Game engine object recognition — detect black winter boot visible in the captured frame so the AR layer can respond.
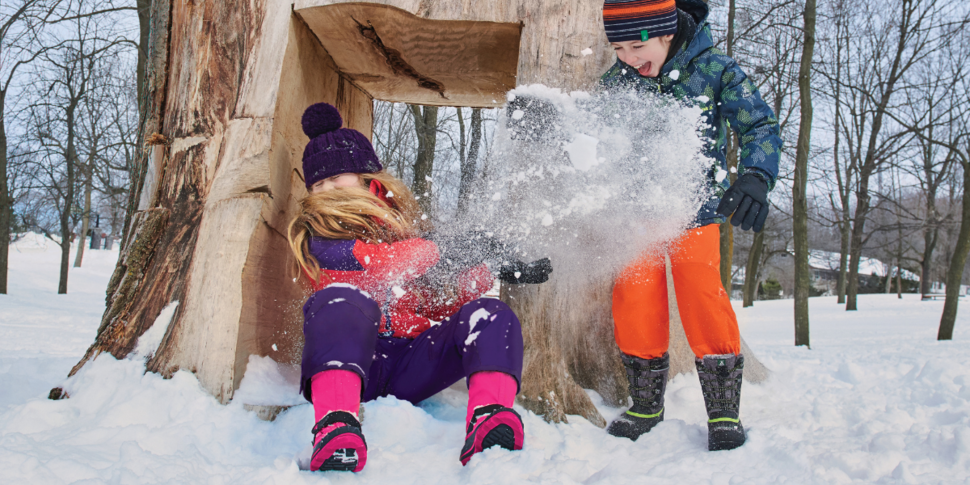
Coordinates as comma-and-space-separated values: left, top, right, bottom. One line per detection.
696, 354, 746, 451
607, 353, 669, 441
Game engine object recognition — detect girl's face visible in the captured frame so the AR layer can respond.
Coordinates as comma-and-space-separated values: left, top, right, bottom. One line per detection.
610, 35, 674, 78
311, 173, 362, 194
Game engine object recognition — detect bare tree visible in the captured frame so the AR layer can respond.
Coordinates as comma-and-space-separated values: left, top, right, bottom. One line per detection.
72, 58, 134, 265
409, 105, 438, 217
456, 107, 483, 216
792, 0, 817, 347
886, 23, 970, 339
0, 0, 61, 293
830, 0, 965, 311
896, 51, 958, 297
25, 0, 132, 292
825, 0, 853, 305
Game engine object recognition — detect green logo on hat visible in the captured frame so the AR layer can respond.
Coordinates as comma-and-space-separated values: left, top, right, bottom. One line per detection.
641, 30, 650, 42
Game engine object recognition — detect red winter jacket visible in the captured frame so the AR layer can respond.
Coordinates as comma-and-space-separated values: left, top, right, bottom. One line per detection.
306, 236, 494, 338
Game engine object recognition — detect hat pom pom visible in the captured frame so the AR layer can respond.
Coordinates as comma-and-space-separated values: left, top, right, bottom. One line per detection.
302, 103, 343, 138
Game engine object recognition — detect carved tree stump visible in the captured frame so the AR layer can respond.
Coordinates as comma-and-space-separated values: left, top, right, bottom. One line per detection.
61, 0, 767, 423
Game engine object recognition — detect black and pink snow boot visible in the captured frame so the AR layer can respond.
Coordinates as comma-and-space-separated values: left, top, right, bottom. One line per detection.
310, 411, 367, 472
697, 354, 746, 451
607, 352, 669, 441
459, 404, 524, 465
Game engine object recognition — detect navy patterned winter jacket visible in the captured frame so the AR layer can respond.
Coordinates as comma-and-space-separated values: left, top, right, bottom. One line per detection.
600, 0, 782, 227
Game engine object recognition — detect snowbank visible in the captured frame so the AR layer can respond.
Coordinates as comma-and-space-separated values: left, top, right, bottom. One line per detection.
2, 234, 970, 484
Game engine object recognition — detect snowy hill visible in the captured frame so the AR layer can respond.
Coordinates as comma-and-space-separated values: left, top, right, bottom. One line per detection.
1, 234, 969, 484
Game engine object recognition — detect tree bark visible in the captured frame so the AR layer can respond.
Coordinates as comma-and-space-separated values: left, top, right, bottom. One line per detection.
939, 161, 970, 340
58, 101, 79, 294
919, 145, 942, 297
884, 259, 892, 293
718, 0, 737, 293
0, 95, 8, 294
792, 0, 816, 347
136, 0, 151, 122
831, 20, 850, 305
719, 133, 737, 293
74, 159, 94, 267
742, 226, 765, 307
836, 212, 850, 303
456, 108, 482, 216
409, 105, 438, 216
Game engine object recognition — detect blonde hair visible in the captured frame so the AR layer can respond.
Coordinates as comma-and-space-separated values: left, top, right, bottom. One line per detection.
287, 171, 428, 284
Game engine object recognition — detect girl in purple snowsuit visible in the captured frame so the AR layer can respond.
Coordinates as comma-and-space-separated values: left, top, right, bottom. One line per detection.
287, 103, 552, 473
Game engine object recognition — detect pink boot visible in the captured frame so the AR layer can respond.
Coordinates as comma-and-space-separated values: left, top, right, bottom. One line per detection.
460, 371, 524, 465
309, 370, 367, 472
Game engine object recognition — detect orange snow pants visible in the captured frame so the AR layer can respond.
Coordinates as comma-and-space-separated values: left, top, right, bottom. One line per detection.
613, 225, 741, 360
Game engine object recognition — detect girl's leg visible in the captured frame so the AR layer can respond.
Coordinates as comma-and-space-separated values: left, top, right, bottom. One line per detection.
467, 371, 517, 418
381, 298, 524, 465
302, 285, 381, 472
384, 298, 523, 404
461, 369, 523, 465
301, 286, 382, 397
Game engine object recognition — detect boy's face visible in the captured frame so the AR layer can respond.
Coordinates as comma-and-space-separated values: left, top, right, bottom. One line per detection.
311, 173, 362, 194
610, 35, 674, 78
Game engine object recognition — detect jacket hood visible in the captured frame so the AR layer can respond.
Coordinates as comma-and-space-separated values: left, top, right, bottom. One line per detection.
677, 0, 709, 25
663, 0, 713, 75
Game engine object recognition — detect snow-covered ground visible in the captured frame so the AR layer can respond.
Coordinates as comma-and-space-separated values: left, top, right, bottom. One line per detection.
1, 236, 969, 484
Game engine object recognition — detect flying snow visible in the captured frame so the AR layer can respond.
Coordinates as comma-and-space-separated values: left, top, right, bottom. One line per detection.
450, 84, 709, 283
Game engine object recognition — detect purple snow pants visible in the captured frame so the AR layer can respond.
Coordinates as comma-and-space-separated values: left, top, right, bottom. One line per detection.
300, 285, 524, 404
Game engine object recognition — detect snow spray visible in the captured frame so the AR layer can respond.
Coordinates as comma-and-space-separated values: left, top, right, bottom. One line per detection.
452, 84, 710, 283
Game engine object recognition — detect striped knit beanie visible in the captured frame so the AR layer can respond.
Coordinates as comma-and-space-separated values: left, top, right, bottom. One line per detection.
603, 0, 678, 43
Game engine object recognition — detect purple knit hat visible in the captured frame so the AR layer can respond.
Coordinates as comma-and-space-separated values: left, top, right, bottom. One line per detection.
301, 103, 382, 188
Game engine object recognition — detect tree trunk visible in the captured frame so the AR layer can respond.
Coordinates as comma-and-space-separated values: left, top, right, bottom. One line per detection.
845, 181, 869, 311
896, 263, 903, 299
58, 103, 79, 295
831, 4, 849, 306
74, 163, 94, 268
939, 161, 970, 340
409, 105, 438, 216
742, 226, 765, 307
456, 108, 482, 216
136, 0, 151, 122
836, 215, 850, 303
920, 200, 939, 297
884, 259, 893, 293
719, 133, 737, 293
792, 0, 816, 347
0, 95, 8, 294
61, 0, 769, 420
718, 0, 737, 293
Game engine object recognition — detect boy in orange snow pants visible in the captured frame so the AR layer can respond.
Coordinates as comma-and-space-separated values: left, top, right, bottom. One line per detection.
601, 0, 781, 451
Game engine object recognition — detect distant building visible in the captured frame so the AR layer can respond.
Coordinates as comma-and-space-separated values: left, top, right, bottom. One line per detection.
731, 251, 922, 299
